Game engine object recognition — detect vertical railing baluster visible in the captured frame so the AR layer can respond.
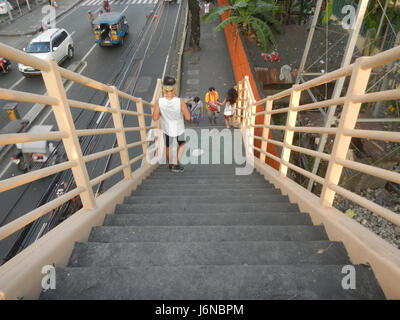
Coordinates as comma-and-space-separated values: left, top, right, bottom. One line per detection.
320, 57, 371, 207
136, 98, 149, 164
279, 86, 301, 178
41, 60, 96, 209
260, 99, 273, 164
108, 86, 132, 179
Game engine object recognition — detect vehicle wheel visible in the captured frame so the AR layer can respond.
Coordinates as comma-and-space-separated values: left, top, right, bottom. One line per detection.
22, 73, 30, 78
67, 46, 74, 59
17, 159, 28, 172
120, 36, 124, 46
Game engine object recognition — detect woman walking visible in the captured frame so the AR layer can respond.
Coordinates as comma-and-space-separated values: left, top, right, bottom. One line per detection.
218, 87, 238, 128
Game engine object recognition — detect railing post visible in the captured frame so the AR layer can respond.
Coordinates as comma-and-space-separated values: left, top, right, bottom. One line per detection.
246, 77, 257, 147
136, 98, 149, 164
41, 60, 96, 209
279, 86, 301, 178
108, 86, 132, 179
238, 80, 245, 125
320, 57, 372, 207
260, 99, 273, 164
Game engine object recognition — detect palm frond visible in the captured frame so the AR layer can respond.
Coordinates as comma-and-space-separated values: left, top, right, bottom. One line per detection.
202, 5, 230, 23
214, 16, 243, 32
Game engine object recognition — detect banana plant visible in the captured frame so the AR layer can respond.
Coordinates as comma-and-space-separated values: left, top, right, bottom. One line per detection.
202, 0, 283, 51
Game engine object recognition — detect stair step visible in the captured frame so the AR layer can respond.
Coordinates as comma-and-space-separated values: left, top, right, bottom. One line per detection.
123, 194, 289, 204
139, 180, 270, 186
104, 212, 314, 226
135, 184, 276, 192
155, 165, 252, 172
149, 172, 263, 177
130, 188, 281, 197
68, 241, 350, 267
40, 265, 385, 299
89, 225, 329, 242
116, 202, 300, 214
146, 174, 266, 180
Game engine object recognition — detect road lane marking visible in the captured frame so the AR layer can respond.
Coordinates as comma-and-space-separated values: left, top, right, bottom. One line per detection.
82, 42, 98, 61
8, 76, 24, 91
121, 4, 129, 14
0, 160, 13, 180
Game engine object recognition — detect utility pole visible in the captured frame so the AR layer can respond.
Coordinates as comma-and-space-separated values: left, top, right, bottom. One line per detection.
295, 0, 324, 85
307, 0, 369, 191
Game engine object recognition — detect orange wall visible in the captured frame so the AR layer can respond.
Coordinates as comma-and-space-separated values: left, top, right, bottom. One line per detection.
217, 0, 279, 170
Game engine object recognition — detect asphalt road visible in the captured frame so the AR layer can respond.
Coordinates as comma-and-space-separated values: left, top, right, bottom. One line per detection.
0, 0, 186, 263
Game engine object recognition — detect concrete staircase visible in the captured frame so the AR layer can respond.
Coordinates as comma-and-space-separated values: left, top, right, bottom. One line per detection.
40, 165, 385, 299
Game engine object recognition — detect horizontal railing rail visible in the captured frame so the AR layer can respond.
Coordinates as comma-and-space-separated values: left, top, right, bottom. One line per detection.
236, 45, 400, 298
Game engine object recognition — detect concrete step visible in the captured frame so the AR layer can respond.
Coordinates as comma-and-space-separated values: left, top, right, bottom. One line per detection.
123, 194, 289, 204
135, 183, 276, 191
89, 225, 329, 242
68, 241, 350, 267
155, 165, 252, 172
147, 173, 266, 179
130, 188, 281, 197
115, 202, 300, 214
40, 265, 385, 299
104, 212, 314, 226
144, 176, 268, 183
139, 180, 270, 186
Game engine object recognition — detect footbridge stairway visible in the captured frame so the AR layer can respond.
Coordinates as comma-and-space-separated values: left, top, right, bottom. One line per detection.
0, 43, 399, 299
40, 165, 384, 299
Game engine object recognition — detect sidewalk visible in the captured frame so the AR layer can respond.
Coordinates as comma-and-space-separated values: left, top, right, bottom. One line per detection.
180, 7, 236, 129
0, 0, 83, 36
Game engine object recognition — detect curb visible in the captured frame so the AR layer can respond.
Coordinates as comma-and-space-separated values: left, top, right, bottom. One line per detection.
0, 0, 84, 37
0, 60, 85, 165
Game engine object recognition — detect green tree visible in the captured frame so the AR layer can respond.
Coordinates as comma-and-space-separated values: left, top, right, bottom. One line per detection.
202, 0, 283, 51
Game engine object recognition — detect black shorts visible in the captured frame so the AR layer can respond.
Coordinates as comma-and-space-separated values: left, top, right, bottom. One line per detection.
164, 133, 186, 147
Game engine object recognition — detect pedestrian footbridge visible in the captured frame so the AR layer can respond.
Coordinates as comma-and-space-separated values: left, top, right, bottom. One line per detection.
0, 42, 399, 299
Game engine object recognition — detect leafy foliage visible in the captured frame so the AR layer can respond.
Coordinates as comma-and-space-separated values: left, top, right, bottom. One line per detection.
202, 0, 283, 51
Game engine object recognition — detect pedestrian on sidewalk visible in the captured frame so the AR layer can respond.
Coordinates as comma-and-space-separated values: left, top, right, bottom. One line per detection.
88, 10, 95, 31
205, 87, 220, 125
152, 76, 191, 173
218, 87, 238, 128
190, 97, 203, 126
203, 0, 210, 15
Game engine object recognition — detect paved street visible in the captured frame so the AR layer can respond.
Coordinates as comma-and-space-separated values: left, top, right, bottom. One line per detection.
0, 0, 187, 262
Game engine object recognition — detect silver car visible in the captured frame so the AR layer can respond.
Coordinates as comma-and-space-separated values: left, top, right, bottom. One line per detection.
18, 28, 74, 77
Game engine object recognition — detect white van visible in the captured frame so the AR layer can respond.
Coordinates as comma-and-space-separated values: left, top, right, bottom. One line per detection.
18, 28, 74, 77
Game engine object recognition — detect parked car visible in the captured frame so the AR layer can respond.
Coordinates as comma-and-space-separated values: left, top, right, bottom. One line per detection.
18, 28, 74, 77
0, 1, 13, 15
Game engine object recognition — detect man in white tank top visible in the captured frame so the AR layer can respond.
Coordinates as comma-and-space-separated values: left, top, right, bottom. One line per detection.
152, 76, 191, 172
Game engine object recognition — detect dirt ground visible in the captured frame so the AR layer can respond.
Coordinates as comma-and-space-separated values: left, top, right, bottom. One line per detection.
245, 21, 357, 83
